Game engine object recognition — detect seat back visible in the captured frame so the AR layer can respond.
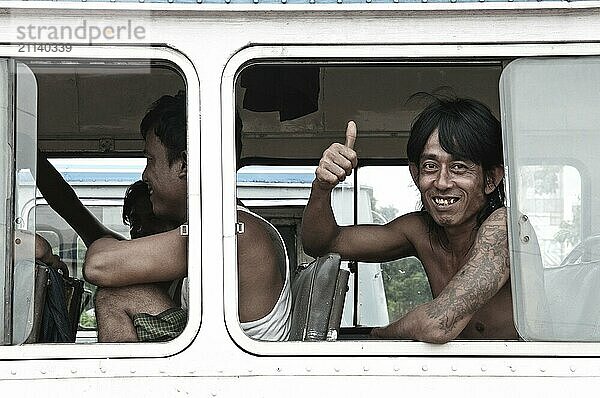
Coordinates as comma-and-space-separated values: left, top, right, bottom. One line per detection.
289, 253, 349, 341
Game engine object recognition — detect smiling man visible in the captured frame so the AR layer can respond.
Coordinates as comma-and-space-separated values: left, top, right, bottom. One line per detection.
301, 97, 517, 343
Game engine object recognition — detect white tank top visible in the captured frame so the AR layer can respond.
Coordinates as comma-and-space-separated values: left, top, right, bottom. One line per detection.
238, 206, 292, 341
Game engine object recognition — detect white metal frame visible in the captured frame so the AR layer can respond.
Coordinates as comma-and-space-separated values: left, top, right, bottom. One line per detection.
222, 43, 600, 357
0, 44, 201, 359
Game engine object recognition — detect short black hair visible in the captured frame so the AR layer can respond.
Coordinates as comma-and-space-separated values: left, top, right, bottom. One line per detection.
407, 95, 505, 223
140, 90, 186, 165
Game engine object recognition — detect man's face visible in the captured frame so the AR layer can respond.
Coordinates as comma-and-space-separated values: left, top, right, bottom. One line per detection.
142, 132, 187, 222
412, 131, 488, 231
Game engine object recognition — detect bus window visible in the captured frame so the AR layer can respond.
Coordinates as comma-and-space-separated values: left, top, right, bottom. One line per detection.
3, 59, 191, 346
356, 166, 431, 325
501, 57, 599, 341
234, 61, 507, 344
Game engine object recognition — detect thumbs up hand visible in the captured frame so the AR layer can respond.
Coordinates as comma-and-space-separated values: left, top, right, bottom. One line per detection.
314, 121, 359, 191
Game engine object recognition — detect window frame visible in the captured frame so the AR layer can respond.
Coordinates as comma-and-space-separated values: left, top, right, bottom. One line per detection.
0, 44, 200, 359
223, 43, 600, 357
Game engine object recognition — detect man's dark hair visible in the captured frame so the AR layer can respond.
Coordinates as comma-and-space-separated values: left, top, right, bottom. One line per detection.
140, 90, 186, 165
407, 96, 505, 225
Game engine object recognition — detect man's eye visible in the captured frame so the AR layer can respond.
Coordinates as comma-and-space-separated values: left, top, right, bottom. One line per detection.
451, 164, 467, 172
422, 162, 437, 171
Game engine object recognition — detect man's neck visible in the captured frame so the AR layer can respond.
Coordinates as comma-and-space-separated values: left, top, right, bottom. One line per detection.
440, 220, 479, 272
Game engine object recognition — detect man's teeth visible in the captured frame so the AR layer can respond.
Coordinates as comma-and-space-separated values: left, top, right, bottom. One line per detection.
434, 197, 458, 206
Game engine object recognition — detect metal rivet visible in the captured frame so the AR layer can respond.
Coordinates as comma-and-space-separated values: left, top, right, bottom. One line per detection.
451, 365, 457, 372
306, 367, 312, 372
393, 365, 400, 372
130, 369, 136, 374
40, 369, 46, 374
363, 366, 369, 372
481, 366, 487, 372
10, 370, 16, 375
334, 367, 340, 372
510, 366, 517, 372
521, 215, 528, 222
71, 369, 77, 374
540, 368, 546, 373
522, 235, 530, 243
100, 367, 106, 374
570, 366, 576, 373
422, 365, 428, 372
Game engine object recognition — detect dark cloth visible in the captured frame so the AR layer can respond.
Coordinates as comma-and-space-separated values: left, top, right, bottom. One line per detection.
39, 262, 74, 343
241, 65, 320, 121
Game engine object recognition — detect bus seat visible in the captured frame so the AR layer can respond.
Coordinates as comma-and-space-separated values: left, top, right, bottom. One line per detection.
24, 263, 50, 343
23, 262, 84, 343
289, 253, 349, 341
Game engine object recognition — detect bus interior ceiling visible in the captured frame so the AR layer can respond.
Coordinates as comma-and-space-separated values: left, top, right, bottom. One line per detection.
237, 63, 503, 161
27, 61, 505, 158
29, 62, 186, 155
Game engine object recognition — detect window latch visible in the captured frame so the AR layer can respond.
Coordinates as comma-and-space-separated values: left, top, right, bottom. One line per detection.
180, 224, 189, 236
236, 222, 245, 234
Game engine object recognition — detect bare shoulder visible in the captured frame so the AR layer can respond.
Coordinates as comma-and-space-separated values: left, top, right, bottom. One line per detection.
387, 211, 430, 231
482, 207, 507, 226
476, 208, 508, 249
387, 211, 435, 242
237, 210, 277, 254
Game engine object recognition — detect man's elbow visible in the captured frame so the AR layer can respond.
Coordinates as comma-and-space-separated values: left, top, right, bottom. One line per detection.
302, 242, 325, 258
419, 328, 457, 344
83, 254, 113, 287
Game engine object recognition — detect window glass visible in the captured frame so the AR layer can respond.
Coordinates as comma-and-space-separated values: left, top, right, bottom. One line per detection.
356, 166, 430, 326
0, 59, 9, 344
12, 62, 38, 345
10, 60, 188, 345
518, 165, 582, 268
501, 57, 599, 341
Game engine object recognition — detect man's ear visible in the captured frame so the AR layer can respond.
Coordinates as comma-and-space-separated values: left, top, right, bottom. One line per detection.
409, 163, 419, 186
177, 150, 188, 178
485, 165, 504, 195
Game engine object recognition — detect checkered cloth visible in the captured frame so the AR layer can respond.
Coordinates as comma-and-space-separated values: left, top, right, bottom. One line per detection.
132, 308, 187, 342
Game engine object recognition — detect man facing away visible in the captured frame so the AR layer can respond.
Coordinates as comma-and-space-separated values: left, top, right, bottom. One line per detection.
39, 92, 290, 342
301, 97, 518, 343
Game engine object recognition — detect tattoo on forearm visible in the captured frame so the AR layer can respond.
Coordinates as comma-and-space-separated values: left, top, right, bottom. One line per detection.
425, 209, 509, 335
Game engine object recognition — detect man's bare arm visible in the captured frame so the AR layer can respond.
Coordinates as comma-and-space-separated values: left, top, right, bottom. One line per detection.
372, 208, 510, 343
83, 227, 187, 287
302, 122, 417, 261
37, 151, 124, 246
302, 122, 358, 257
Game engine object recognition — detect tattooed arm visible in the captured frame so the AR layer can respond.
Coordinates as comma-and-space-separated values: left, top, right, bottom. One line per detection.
371, 208, 510, 343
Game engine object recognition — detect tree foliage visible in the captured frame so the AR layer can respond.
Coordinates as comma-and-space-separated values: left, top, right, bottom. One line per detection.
381, 257, 432, 321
